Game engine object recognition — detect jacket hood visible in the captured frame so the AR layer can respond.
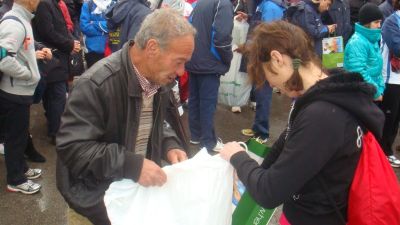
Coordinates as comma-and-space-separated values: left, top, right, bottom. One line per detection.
303, 0, 319, 12
106, 0, 149, 24
265, 0, 286, 8
291, 71, 384, 138
355, 22, 381, 43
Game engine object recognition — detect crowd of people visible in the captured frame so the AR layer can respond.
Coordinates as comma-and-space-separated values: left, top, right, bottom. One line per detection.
0, 0, 399, 223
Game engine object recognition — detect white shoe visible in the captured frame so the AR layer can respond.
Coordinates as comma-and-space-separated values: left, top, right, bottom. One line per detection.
388, 155, 400, 168
7, 180, 41, 194
231, 106, 241, 113
211, 138, 224, 152
190, 140, 200, 145
25, 168, 42, 180
0, 143, 4, 155
249, 102, 256, 111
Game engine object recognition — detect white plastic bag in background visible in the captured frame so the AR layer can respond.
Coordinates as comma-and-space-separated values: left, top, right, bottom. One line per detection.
219, 19, 251, 107
104, 149, 234, 225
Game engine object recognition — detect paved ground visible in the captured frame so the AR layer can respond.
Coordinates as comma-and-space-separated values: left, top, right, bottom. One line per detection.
0, 93, 399, 225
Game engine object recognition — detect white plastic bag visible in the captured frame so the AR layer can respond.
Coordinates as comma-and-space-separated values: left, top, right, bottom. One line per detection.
219, 20, 251, 107
104, 149, 234, 225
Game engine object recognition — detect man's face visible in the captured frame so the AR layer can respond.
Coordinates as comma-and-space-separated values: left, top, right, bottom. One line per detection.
318, 0, 331, 12
28, 0, 40, 12
147, 35, 194, 86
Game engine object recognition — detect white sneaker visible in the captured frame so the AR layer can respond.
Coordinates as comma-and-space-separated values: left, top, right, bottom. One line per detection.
388, 155, 400, 168
211, 138, 224, 152
7, 180, 41, 194
190, 140, 200, 145
249, 102, 256, 111
25, 168, 42, 180
0, 143, 4, 155
231, 106, 241, 113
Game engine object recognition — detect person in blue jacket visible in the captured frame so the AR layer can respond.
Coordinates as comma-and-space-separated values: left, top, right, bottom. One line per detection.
323, 0, 352, 44
106, 0, 151, 52
379, 0, 394, 20
80, 0, 111, 68
344, 3, 384, 101
185, 0, 233, 152
289, 0, 336, 56
379, 0, 400, 167
241, 0, 286, 142
257, 0, 286, 21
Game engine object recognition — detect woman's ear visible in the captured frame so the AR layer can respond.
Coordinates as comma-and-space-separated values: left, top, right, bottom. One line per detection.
270, 50, 284, 67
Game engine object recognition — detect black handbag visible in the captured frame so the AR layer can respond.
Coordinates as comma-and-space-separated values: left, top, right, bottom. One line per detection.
69, 50, 85, 77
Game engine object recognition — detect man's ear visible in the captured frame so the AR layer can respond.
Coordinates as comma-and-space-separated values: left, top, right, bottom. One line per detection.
145, 39, 160, 57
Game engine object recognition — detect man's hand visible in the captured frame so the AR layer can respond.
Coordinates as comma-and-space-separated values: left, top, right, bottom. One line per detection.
138, 159, 167, 187
72, 40, 81, 53
35, 50, 46, 60
327, 24, 337, 34
42, 48, 52, 60
167, 149, 188, 164
235, 11, 248, 22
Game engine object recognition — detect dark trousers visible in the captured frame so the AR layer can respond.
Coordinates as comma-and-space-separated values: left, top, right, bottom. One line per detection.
0, 97, 29, 185
252, 82, 272, 139
85, 52, 104, 69
379, 84, 400, 156
188, 73, 220, 150
43, 81, 67, 137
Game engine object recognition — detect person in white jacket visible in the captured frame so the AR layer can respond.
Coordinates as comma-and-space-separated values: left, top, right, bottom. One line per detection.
0, 0, 48, 194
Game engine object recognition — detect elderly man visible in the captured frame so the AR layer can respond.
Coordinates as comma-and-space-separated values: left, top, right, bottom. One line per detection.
56, 9, 195, 225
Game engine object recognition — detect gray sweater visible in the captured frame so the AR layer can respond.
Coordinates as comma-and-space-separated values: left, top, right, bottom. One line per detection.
0, 3, 40, 96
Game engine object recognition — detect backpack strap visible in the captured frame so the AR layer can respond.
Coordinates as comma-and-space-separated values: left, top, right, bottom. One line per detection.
0, 15, 27, 39
317, 176, 347, 225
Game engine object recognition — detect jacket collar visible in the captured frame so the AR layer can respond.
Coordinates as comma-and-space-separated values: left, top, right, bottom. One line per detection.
123, 41, 170, 98
354, 23, 381, 43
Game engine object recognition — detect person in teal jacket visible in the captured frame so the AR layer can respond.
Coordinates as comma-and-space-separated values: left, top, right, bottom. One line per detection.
344, 3, 384, 100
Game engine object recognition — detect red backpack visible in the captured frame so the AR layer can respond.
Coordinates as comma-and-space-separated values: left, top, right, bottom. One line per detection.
320, 131, 400, 225
347, 131, 400, 225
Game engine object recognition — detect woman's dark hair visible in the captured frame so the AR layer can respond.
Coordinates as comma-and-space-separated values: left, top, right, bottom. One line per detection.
242, 21, 319, 91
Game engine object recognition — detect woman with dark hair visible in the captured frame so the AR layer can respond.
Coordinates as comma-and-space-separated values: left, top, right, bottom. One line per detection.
379, 0, 400, 167
219, 21, 384, 225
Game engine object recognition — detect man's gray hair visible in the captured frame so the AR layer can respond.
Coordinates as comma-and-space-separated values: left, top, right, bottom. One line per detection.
134, 8, 197, 49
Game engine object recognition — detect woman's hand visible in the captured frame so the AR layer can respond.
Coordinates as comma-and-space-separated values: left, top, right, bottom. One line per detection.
220, 141, 246, 161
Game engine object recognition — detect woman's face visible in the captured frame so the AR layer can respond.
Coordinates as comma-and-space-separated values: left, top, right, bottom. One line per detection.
261, 54, 302, 98
318, 0, 332, 12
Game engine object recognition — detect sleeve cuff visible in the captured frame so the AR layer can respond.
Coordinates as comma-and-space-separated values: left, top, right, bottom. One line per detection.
163, 137, 183, 160
230, 151, 251, 169
123, 152, 144, 182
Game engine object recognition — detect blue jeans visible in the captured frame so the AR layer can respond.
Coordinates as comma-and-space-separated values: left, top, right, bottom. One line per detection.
252, 82, 272, 139
188, 73, 220, 150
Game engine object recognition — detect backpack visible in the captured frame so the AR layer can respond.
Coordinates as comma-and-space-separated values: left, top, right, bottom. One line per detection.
0, 15, 27, 82
320, 131, 400, 225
